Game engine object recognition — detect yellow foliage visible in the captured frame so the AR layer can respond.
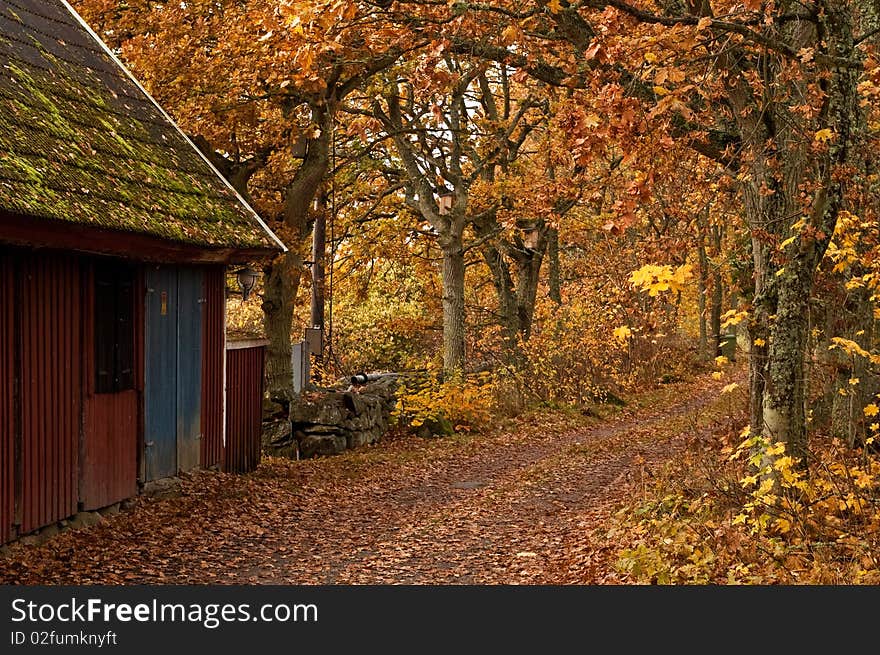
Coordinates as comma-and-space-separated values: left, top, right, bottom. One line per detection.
629, 263, 693, 297
615, 428, 880, 584
720, 309, 748, 329
393, 370, 496, 434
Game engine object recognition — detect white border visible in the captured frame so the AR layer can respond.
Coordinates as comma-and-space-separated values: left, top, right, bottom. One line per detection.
59, 0, 288, 253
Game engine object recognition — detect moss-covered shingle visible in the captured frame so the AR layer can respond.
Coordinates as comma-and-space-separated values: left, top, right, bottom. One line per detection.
0, 0, 281, 251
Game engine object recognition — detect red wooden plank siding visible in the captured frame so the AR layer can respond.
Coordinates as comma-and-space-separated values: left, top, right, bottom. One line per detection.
201, 267, 225, 468
134, 268, 145, 485
0, 253, 14, 543
81, 261, 139, 511
224, 346, 264, 474
19, 254, 81, 534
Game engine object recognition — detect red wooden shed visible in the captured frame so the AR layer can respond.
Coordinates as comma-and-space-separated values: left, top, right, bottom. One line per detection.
0, 0, 285, 543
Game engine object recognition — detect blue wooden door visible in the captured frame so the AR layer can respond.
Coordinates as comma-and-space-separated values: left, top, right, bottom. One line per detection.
176, 268, 204, 473
144, 267, 178, 480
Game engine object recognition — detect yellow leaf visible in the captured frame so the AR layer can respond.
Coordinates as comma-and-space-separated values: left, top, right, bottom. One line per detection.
711, 371, 724, 381
546, 0, 563, 13
865, 403, 879, 417
715, 355, 729, 367
753, 338, 766, 347
773, 455, 794, 470
644, 52, 658, 63
653, 86, 670, 96
814, 128, 834, 142
757, 478, 776, 496
740, 474, 758, 487
721, 383, 740, 394
499, 24, 522, 47
720, 309, 748, 329
774, 517, 791, 534
766, 441, 786, 457
613, 325, 632, 344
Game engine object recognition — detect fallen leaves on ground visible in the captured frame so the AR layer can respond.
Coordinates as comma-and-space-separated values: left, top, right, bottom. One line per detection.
0, 372, 742, 585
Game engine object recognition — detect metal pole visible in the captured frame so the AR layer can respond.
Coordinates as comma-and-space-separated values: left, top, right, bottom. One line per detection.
310, 192, 326, 339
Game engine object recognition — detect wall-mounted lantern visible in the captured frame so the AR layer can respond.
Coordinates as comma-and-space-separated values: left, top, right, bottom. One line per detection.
235, 266, 259, 301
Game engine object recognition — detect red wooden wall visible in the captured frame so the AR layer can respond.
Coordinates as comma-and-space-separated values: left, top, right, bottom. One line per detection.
0, 252, 15, 543
19, 254, 81, 534
224, 345, 265, 474
201, 266, 225, 469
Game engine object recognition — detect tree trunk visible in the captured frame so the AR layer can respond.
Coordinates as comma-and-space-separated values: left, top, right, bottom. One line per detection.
748, 241, 771, 441
548, 227, 562, 305
263, 102, 331, 401
710, 272, 723, 358
481, 242, 520, 359
513, 223, 548, 342
708, 225, 724, 357
476, 218, 548, 364
762, 265, 814, 460
441, 237, 466, 374
697, 238, 709, 359
758, 8, 860, 460
263, 251, 301, 405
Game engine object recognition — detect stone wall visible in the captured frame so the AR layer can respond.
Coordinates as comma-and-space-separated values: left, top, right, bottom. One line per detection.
262, 377, 397, 459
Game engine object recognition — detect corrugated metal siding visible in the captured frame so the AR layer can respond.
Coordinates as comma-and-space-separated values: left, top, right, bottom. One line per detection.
0, 252, 14, 543
19, 254, 81, 534
176, 268, 204, 473
224, 346, 265, 474
81, 261, 139, 511
201, 267, 225, 468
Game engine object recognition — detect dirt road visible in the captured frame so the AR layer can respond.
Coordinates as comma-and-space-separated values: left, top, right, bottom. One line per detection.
0, 373, 741, 584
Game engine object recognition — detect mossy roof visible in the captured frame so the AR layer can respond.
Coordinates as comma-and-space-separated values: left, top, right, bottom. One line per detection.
0, 0, 283, 251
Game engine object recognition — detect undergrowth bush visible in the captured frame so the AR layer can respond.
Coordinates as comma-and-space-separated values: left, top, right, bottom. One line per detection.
392, 367, 496, 434
612, 419, 880, 584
